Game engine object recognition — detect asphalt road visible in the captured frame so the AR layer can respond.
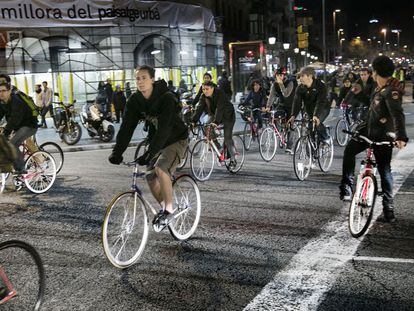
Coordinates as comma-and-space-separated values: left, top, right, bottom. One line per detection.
1, 99, 414, 310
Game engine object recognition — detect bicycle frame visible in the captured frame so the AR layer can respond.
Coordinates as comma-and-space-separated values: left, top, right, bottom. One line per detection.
267, 111, 289, 146
204, 125, 231, 162
0, 266, 17, 304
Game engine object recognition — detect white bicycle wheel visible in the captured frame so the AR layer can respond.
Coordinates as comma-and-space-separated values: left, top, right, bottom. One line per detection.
225, 135, 245, 173
102, 191, 149, 269
335, 119, 350, 146
190, 139, 215, 181
24, 151, 56, 194
259, 127, 277, 162
168, 175, 201, 240
1, 173, 7, 193
293, 136, 312, 181
318, 137, 334, 172
349, 174, 377, 238
242, 122, 253, 151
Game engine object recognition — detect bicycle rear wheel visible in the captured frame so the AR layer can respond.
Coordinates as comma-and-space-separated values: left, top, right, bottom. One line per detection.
259, 127, 277, 162
190, 139, 215, 181
39, 142, 64, 174
0, 240, 45, 311
102, 191, 149, 269
293, 136, 312, 181
0, 173, 7, 194
349, 173, 377, 238
225, 135, 245, 173
24, 151, 56, 194
169, 174, 201, 240
335, 119, 350, 146
318, 137, 334, 172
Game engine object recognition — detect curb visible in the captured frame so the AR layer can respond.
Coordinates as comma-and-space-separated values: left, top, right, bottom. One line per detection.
59, 141, 140, 153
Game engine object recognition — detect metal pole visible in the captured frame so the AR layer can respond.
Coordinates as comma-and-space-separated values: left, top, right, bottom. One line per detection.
333, 11, 336, 59
322, 0, 327, 82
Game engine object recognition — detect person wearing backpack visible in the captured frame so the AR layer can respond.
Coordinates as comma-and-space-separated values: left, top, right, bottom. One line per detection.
0, 82, 38, 174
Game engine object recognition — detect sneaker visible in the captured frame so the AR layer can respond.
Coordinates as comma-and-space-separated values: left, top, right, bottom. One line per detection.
285, 148, 293, 155
0, 287, 17, 304
379, 209, 395, 223
339, 186, 352, 201
152, 209, 174, 228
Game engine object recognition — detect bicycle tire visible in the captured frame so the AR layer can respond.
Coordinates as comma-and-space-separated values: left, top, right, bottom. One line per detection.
38, 142, 64, 174
293, 136, 312, 181
259, 127, 277, 162
24, 151, 57, 194
349, 173, 377, 238
168, 174, 201, 240
225, 135, 245, 173
134, 139, 148, 161
102, 191, 149, 269
62, 122, 82, 146
335, 119, 350, 146
242, 123, 253, 151
318, 137, 334, 172
0, 240, 45, 311
190, 139, 215, 182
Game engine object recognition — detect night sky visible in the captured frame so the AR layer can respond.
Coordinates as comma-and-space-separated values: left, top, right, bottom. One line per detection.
296, 0, 414, 45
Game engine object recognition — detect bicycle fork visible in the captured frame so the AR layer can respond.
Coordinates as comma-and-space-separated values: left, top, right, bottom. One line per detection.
0, 268, 17, 304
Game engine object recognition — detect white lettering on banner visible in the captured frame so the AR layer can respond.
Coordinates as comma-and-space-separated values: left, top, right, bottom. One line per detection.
0, 0, 216, 31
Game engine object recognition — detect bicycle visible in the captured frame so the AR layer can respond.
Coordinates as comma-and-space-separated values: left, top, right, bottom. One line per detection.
259, 109, 301, 162
335, 102, 367, 147
346, 130, 394, 238
0, 139, 57, 194
102, 161, 201, 269
293, 120, 334, 181
32, 135, 64, 174
237, 107, 262, 151
190, 124, 245, 182
0, 240, 46, 310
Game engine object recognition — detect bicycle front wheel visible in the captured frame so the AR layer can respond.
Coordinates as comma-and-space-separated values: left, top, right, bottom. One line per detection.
190, 139, 215, 181
349, 173, 377, 238
39, 142, 64, 174
242, 122, 253, 151
169, 174, 201, 240
259, 127, 277, 162
102, 191, 149, 269
0, 240, 45, 311
24, 151, 56, 194
335, 119, 350, 146
318, 138, 334, 172
293, 136, 312, 181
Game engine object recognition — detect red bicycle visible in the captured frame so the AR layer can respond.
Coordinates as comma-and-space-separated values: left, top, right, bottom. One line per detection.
346, 130, 394, 237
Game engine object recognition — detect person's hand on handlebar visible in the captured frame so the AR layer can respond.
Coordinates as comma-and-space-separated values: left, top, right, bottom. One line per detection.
287, 116, 295, 125
210, 122, 218, 128
395, 140, 407, 150
312, 116, 320, 126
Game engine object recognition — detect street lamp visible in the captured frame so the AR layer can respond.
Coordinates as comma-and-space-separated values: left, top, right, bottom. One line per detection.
300, 50, 306, 66
340, 38, 345, 54
268, 37, 276, 45
381, 28, 387, 50
294, 48, 299, 54
333, 9, 341, 58
283, 43, 290, 50
391, 29, 401, 49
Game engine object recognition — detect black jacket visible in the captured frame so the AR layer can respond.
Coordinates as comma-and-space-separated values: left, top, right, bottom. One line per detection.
192, 83, 217, 108
0, 94, 38, 137
344, 77, 376, 109
291, 78, 330, 119
365, 78, 408, 142
112, 91, 126, 110
192, 87, 235, 124
112, 80, 188, 157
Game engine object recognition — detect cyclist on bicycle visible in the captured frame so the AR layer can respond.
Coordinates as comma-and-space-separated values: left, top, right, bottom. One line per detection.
108, 65, 188, 227
339, 56, 408, 222
0, 82, 38, 174
267, 67, 298, 153
241, 79, 266, 129
192, 72, 216, 108
191, 81, 237, 168
288, 66, 331, 144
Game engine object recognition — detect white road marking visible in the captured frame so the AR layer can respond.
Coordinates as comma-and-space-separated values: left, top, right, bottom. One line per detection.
244, 142, 414, 311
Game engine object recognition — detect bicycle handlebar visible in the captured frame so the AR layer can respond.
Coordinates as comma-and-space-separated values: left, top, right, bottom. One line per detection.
343, 130, 394, 146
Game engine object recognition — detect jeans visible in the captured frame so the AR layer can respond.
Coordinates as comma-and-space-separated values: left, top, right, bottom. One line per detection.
9, 127, 38, 171
341, 138, 394, 208
252, 109, 263, 128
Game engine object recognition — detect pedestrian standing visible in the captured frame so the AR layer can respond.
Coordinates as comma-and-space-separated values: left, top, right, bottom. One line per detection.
125, 82, 132, 99
105, 78, 114, 116
112, 85, 126, 123
40, 81, 53, 128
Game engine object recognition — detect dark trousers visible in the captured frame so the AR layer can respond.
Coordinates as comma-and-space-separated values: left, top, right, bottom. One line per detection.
115, 108, 124, 123
40, 105, 53, 127
313, 109, 330, 141
252, 109, 263, 128
341, 138, 394, 208
10, 127, 37, 171
207, 114, 236, 160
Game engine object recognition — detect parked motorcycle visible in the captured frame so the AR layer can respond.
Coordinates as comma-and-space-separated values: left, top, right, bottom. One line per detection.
79, 102, 115, 142
51, 96, 82, 145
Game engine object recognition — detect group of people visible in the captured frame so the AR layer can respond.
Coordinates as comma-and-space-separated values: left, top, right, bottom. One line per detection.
95, 79, 128, 123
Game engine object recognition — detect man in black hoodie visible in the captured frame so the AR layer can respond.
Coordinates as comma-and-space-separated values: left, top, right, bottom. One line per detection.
108, 65, 188, 227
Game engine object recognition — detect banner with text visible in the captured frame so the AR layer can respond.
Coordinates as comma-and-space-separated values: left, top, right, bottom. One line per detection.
0, 0, 216, 31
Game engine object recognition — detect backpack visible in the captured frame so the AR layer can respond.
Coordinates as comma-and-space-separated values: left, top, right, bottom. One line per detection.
0, 134, 17, 172
15, 90, 40, 117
